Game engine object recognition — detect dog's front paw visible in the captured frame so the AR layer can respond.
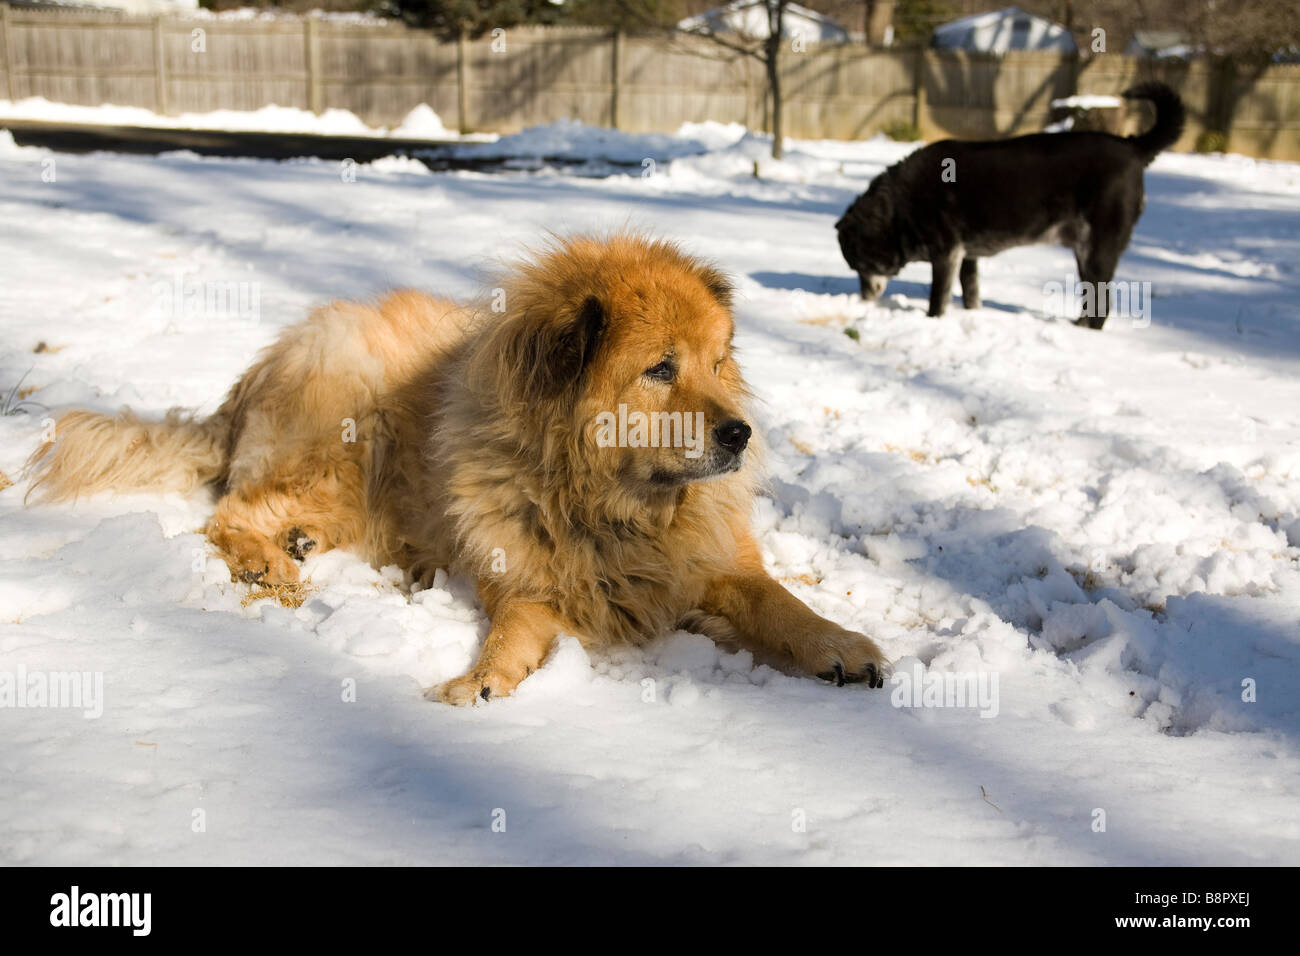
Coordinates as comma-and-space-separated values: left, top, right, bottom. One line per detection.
802, 630, 889, 689
227, 547, 300, 587
426, 666, 531, 706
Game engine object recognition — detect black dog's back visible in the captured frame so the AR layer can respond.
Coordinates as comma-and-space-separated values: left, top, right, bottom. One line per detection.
837, 82, 1185, 327
886, 133, 1144, 246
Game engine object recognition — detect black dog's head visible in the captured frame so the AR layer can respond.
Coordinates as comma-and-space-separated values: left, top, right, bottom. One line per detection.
836, 175, 905, 300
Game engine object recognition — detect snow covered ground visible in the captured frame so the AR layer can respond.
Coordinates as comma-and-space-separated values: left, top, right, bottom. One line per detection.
0, 97, 474, 141
1, 116, 1298, 865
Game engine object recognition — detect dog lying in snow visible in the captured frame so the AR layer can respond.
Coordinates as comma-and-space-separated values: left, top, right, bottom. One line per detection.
27, 234, 890, 703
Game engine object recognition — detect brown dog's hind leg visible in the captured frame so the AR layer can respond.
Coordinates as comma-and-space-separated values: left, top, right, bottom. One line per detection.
429, 600, 567, 705
205, 456, 367, 586
206, 498, 302, 586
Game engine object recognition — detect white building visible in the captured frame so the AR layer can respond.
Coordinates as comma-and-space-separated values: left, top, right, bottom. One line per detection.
932, 6, 1076, 54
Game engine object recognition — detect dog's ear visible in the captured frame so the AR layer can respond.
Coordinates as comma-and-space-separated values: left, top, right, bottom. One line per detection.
556, 294, 607, 383
520, 294, 607, 398
695, 264, 735, 312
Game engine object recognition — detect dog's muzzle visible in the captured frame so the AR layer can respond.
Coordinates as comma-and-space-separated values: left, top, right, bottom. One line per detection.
860, 274, 888, 300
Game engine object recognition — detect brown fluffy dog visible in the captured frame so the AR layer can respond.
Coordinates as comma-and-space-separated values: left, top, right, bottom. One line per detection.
28, 235, 888, 703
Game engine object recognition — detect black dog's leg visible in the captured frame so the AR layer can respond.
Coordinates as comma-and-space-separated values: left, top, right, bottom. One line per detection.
1075, 196, 1139, 330
1075, 245, 1122, 330
1074, 251, 1104, 329
959, 257, 980, 309
929, 249, 962, 317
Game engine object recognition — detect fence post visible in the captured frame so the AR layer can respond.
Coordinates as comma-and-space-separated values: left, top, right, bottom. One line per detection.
1208, 56, 1235, 142
153, 15, 168, 115
610, 29, 623, 129
457, 27, 469, 133
305, 16, 323, 114
0, 4, 15, 103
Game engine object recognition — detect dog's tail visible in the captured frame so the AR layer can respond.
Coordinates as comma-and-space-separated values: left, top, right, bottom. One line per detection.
1124, 82, 1185, 163
25, 408, 228, 503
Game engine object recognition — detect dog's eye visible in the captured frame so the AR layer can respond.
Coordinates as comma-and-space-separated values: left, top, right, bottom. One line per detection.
712, 359, 723, 376
644, 360, 675, 383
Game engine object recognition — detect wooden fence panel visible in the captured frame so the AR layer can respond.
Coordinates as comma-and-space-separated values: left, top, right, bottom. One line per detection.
782, 48, 915, 139
7, 11, 156, 109
1224, 63, 1300, 161
317, 26, 457, 128
164, 21, 308, 114
620, 34, 759, 134
466, 27, 613, 133
922, 50, 1074, 139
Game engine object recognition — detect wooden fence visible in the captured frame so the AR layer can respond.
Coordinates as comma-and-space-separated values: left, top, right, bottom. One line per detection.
1, 6, 1297, 160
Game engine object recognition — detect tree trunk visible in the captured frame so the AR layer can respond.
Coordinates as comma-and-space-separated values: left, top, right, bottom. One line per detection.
766, 2, 784, 160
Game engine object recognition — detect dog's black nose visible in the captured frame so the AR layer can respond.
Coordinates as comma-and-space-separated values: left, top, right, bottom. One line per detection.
713, 419, 751, 454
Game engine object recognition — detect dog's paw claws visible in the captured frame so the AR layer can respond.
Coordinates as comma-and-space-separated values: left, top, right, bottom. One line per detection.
818, 662, 848, 687
810, 631, 889, 690
817, 660, 886, 688
429, 669, 526, 706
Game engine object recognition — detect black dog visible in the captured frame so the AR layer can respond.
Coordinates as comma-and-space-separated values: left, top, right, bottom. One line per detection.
836, 83, 1184, 328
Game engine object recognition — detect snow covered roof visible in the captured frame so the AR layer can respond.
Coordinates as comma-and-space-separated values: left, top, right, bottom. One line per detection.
932, 6, 1076, 54
678, 1, 849, 45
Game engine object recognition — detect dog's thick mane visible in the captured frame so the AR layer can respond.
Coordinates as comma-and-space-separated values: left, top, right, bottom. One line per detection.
413, 234, 762, 643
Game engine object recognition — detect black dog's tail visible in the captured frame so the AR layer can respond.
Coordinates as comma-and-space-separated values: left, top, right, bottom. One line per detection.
1124, 82, 1186, 163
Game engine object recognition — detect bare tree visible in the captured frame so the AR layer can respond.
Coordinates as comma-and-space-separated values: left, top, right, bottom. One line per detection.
678, 0, 794, 159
